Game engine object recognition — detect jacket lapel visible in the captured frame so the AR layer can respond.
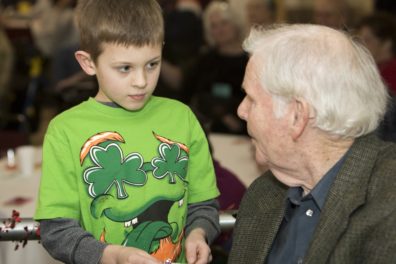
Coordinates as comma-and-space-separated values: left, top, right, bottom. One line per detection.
255, 186, 285, 262
304, 134, 380, 263
232, 173, 286, 264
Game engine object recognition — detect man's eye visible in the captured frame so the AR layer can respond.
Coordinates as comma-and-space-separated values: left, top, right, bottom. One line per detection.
118, 66, 131, 73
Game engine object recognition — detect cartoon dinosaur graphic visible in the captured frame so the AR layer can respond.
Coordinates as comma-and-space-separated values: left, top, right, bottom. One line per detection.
80, 131, 189, 262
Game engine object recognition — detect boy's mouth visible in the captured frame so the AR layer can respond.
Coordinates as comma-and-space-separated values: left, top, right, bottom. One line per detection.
129, 94, 146, 101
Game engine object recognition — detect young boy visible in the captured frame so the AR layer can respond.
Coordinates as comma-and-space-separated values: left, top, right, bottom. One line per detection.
34, 0, 220, 263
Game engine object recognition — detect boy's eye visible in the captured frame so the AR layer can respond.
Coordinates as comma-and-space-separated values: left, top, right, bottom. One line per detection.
118, 65, 131, 73
147, 61, 160, 70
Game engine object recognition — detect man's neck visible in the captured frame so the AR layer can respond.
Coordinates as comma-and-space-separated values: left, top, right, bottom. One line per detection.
272, 131, 354, 194
300, 133, 354, 193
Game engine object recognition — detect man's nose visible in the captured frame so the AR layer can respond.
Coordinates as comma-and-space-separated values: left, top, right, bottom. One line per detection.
237, 99, 247, 120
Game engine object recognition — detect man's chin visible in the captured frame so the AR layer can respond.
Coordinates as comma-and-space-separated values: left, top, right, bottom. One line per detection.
256, 159, 267, 167
255, 151, 269, 167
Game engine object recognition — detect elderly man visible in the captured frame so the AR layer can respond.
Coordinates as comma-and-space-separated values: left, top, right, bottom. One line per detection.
228, 24, 396, 264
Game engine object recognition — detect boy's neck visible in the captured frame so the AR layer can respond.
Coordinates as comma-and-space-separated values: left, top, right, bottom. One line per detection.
96, 100, 120, 108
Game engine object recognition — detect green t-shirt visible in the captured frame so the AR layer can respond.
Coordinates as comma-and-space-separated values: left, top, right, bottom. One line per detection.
35, 96, 219, 262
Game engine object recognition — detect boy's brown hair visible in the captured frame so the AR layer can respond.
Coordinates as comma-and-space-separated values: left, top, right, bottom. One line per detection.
76, 0, 164, 62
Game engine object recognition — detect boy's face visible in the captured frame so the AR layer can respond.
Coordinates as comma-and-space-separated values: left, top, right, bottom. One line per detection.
93, 42, 162, 111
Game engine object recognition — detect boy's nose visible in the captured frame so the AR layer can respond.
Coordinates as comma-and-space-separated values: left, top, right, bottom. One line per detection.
132, 70, 147, 89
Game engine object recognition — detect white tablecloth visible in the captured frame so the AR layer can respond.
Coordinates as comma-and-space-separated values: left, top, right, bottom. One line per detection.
0, 147, 61, 264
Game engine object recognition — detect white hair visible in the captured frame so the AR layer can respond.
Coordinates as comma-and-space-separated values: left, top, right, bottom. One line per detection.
202, 1, 244, 46
243, 24, 389, 138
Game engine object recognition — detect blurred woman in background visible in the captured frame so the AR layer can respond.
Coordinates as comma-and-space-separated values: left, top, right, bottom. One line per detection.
184, 1, 248, 135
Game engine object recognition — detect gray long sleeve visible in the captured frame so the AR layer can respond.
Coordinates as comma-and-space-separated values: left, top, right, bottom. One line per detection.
185, 199, 221, 244
39, 218, 106, 264
39, 199, 220, 263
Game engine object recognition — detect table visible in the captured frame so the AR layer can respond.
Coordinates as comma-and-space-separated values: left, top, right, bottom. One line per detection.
209, 133, 263, 187
0, 147, 61, 264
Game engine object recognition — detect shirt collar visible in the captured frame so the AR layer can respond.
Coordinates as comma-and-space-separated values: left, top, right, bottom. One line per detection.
287, 150, 349, 210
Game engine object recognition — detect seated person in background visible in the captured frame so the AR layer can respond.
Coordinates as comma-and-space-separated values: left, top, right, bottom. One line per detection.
245, 0, 276, 29
356, 13, 396, 142
155, 0, 204, 101
30, 0, 78, 60
184, 1, 248, 135
0, 26, 14, 124
356, 12, 396, 94
34, 1, 220, 263
228, 24, 396, 264
28, 0, 80, 144
30, 0, 79, 84
375, 0, 396, 15
312, 0, 351, 30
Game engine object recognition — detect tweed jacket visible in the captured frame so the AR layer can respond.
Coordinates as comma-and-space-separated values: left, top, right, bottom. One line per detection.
228, 134, 396, 264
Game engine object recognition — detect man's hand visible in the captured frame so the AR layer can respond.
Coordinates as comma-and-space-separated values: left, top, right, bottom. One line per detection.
100, 244, 162, 264
185, 228, 212, 264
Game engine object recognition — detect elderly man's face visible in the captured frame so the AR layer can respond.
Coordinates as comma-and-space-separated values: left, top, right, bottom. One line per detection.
237, 56, 290, 167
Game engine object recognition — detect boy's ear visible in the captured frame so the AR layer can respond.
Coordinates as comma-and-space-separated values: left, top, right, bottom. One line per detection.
75, 51, 96, 76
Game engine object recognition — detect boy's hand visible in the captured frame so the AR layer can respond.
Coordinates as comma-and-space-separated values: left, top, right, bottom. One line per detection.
100, 244, 162, 264
185, 228, 212, 264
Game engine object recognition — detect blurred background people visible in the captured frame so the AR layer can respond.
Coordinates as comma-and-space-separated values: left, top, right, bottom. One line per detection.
29, 0, 81, 145
245, 0, 276, 28
0, 25, 14, 127
0, 0, 82, 144
155, 0, 204, 101
184, 1, 248, 135
374, 0, 396, 15
30, 0, 78, 61
356, 12, 396, 94
356, 12, 396, 142
312, 0, 351, 30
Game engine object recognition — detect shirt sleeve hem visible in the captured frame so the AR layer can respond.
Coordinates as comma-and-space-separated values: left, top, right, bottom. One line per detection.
34, 207, 80, 221
188, 188, 220, 204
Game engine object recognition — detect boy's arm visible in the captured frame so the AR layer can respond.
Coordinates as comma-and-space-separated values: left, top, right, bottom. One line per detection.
185, 198, 221, 244
40, 218, 106, 264
184, 199, 220, 263
41, 218, 162, 264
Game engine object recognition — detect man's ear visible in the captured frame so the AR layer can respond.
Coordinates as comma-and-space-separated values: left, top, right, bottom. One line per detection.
290, 98, 310, 141
75, 51, 96, 76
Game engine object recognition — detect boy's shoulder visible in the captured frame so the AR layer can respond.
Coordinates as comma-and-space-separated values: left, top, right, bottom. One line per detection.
150, 96, 194, 114
49, 99, 91, 124
149, 96, 198, 122
151, 96, 188, 108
